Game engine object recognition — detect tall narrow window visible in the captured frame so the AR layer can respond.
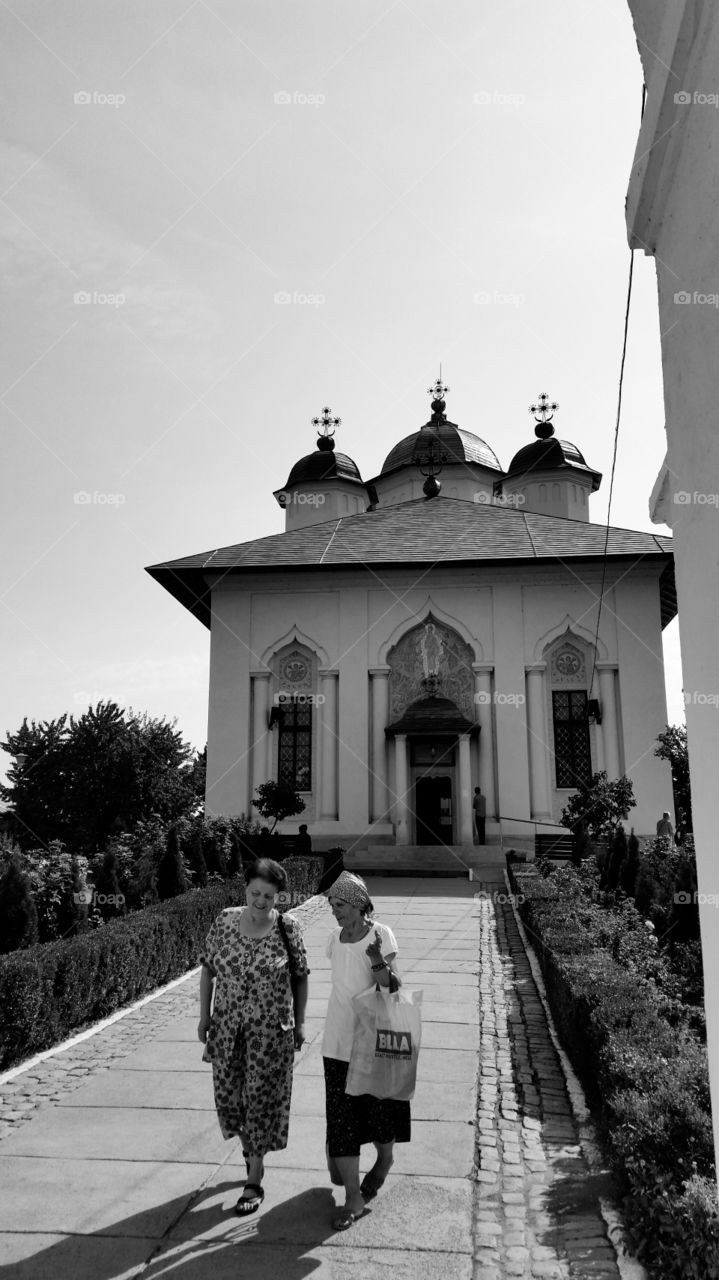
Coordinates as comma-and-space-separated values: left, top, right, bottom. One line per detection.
552, 689, 591, 788
278, 696, 312, 791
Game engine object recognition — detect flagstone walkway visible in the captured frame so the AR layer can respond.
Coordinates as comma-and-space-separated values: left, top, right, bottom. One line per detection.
0, 878, 640, 1280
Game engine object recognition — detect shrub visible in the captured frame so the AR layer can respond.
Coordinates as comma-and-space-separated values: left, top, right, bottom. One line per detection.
0, 854, 324, 1070
0, 853, 39, 952
157, 824, 189, 899
511, 862, 718, 1278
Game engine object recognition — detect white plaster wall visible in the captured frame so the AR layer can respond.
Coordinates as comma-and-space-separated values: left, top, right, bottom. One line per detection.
204, 563, 672, 843
626, 0, 719, 1166
373, 464, 497, 507
280, 481, 366, 530
502, 472, 593, 521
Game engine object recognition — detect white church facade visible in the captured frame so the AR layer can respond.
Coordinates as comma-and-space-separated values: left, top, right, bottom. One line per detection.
148, 384, 675, 851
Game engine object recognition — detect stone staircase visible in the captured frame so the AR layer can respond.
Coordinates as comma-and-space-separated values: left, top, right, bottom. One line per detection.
343, 843, 508, 878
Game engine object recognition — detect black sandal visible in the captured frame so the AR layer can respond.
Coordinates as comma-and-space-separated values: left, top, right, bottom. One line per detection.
235, 1184, 264, 1215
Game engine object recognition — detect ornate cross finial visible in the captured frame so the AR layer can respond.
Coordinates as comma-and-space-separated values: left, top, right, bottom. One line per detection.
529, 392, 558, 424
529, 392, 558, 441
311, 405, 341, 438
427, 375, 450, 401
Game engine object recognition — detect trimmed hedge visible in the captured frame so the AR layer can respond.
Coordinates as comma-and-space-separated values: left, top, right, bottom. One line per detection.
509, 862, 719, 1279
0, 855, 324, 1071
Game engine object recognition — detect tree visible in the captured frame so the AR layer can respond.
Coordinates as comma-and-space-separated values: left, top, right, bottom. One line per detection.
157, 824, 189, 899
571, 819, 592, 867
0, 853, 39, 952
93, 847, 125, 919
253, 781, 305, 832
187, 829, 208, 887
620, 829, 641, 898
1, 702, 204, 854
604, 824, 628, 892
560, 771, 636, 841
654, 725, 692, 828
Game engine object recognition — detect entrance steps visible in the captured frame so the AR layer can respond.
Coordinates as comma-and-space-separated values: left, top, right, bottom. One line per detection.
344, 844, 508, 878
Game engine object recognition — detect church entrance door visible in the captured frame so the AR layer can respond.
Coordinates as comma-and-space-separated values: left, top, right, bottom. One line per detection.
414, 774, 453, 845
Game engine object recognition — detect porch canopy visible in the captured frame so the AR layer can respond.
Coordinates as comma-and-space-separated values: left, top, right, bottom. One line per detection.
384, 695, 480, 738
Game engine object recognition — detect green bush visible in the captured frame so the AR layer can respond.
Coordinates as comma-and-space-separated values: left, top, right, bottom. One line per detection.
0, 855, 323, 1071
510, 861, 718, 1278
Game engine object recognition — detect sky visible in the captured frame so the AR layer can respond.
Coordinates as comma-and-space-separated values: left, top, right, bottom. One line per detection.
0, 0, 684, 782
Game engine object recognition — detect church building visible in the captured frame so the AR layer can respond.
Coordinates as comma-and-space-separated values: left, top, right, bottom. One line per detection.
147, 382, 675, 853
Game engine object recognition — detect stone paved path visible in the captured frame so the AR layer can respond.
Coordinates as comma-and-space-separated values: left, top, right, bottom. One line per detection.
0, 880, 638, 1280
471, 889, 626, 1280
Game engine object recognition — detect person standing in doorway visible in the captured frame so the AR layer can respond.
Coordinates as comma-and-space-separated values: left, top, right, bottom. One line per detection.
473, 786, 486, 844
296, 823, 312, 856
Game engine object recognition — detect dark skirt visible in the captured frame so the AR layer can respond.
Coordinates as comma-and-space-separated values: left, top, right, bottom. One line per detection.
324, 1056, 411, 1159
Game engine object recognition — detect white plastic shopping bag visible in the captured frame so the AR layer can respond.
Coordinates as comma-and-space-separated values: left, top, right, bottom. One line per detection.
345, 985, 423, 1100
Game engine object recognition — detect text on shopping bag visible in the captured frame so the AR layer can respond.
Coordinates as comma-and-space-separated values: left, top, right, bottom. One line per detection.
375, 1029, 413, 1058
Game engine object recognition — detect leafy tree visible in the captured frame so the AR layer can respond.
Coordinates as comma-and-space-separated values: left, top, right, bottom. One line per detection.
157, 824, 189, 900
560, 770, 635, 842
0, 853, 39, 952
1, 702, 204, 854
253, 781, 305, 832
654, 725, 692, 829
93, 847, 125, 919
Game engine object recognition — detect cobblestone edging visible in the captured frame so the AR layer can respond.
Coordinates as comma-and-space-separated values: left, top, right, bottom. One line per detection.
0, 893, 330, 1144
471, 889, 629, 1280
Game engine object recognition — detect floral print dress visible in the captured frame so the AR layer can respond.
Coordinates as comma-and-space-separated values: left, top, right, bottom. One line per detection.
199, 907, 309, 1155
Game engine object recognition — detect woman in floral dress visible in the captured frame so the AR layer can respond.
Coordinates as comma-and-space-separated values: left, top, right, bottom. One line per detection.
197, 859, 309, 1214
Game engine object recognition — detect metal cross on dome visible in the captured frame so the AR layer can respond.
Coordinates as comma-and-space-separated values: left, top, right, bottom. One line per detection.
311, 406, 341, 438
529, 392, 559, 424
428, 376, 450, 401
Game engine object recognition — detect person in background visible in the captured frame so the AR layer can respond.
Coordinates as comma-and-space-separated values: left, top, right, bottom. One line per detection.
656, 811, 674, 840
473, 786, 486, 844
197, 859, 309, 1215
322, 870, 410, 1231
296, 823, 312, 856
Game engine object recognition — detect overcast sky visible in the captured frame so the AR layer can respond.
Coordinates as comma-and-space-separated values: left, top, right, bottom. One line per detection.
0, 0, 683, 779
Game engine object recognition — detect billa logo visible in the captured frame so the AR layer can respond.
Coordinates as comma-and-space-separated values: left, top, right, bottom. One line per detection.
375, 1029, 412, 1059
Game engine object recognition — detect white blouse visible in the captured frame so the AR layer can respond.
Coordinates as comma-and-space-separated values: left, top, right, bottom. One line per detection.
322, 921, 398, 1062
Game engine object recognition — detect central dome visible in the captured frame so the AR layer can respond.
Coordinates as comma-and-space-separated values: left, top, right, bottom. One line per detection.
380, 420, 501, 476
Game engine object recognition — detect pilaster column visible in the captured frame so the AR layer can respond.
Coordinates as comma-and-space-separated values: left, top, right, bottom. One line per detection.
319, 670, 339, 820
473, 663, 496, 817
526, 665, 552, 820
457, 733, 474, 845
597, 665, 621, 780
369, 669, 390, 822
394, 734, 410, 845
250, 673, 271, 812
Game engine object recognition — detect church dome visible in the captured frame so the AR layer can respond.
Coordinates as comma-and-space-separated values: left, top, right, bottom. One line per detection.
506, 435, 598, 484
381, 422, 501, 475
285, 448, 363, 487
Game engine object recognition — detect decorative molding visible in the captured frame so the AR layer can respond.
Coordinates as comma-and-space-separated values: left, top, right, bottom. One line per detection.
532, 615, 608, 664
386, 614, 476, 721
377, 596, 483, 665
259, 624, 330, 669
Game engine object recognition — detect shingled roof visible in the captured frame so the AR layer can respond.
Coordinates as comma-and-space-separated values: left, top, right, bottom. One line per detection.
146, 497, 675, 630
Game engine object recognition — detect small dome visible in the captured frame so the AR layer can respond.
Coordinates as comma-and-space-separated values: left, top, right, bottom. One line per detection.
381, 421, 501, 476
506, 436, 599, 487
284, 449, 363, 488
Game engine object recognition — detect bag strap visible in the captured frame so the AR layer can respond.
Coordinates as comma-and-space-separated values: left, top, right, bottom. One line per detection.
277, 911, 296, 980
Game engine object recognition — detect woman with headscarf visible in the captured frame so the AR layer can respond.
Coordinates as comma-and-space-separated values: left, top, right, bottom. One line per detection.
322, 870, 411, 1230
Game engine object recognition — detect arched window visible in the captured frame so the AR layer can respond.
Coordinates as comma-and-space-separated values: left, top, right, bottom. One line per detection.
548, 639, 591, 788
273, 646, 317, 792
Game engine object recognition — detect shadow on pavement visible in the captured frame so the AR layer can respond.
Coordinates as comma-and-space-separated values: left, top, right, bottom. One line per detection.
0, 1180, 342, 1280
